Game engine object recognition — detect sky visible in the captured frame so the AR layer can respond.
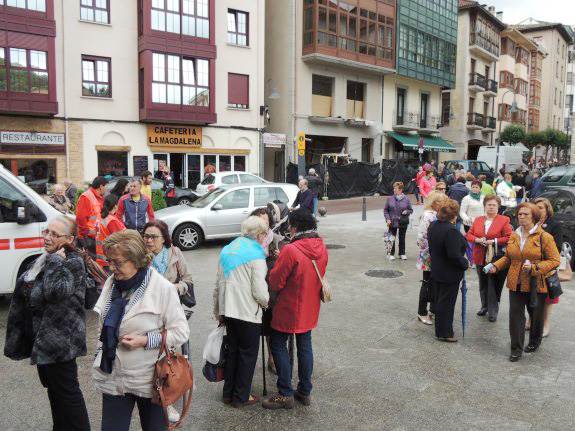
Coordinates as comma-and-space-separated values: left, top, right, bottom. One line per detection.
486, 0, 575, 26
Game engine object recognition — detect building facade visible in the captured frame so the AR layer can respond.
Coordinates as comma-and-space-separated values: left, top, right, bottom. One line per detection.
0, 0, 265, 194
440, 1, 504, 160
564, 25, 574, 161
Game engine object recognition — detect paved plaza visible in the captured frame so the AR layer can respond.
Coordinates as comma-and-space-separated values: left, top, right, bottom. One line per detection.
1, 204, 575, 430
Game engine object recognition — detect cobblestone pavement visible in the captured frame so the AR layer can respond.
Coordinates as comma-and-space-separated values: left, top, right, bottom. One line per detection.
1, 204, 575, 430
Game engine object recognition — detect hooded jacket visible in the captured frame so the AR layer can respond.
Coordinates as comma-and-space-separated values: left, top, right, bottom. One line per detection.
269, 233, 328, 333
447, 182, 469, 205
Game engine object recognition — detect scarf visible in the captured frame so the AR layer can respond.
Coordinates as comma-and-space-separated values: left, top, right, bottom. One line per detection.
24, 252, 48, 283
395, 193, 406, 201
99, 268, 148, 374
505, 181, 513, 189
151, 246, 169, 275
220, 237, 265, 278
470, 192, 481, 201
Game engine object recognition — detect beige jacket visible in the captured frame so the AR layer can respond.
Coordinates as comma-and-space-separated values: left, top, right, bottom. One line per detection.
92, 268, 189, 398
214, 259, 269, 324
163, 246, 193, 295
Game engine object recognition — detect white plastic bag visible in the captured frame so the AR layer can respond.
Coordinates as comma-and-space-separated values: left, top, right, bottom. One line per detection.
203, 325, 225, 365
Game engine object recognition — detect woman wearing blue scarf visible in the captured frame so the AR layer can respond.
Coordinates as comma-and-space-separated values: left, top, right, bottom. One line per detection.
214, 216, 270, 408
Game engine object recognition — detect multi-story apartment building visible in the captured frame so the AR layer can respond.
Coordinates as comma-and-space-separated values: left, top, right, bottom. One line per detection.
527, 38, 547, 133
384, 0, 458, 161
514, 20, 573, 132
0, 0, 265, 193
564, 26, 574, 160
495, 28, 537, 139
440, 1, 505, 160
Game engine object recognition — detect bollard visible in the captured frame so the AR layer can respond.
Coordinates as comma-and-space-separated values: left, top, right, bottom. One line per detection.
362, 196, 367, 221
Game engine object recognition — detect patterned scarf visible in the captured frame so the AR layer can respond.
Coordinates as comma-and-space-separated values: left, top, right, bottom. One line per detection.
151, 246, 169, 275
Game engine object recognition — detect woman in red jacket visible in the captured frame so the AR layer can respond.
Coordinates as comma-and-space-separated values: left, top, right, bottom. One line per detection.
263, 209, 328, 410
466, 195, 512, 322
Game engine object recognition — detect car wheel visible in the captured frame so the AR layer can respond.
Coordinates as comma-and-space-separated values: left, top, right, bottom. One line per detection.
173, 224, 203, 251
177, 197, 193, 206
561, 238, 574, 269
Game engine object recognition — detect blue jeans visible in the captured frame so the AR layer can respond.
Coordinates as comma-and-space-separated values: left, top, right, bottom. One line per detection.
312, 197, 318, 217
270, 330, 313, 396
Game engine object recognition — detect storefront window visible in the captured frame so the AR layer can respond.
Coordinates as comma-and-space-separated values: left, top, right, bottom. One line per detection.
234, 155, 246, 171
153, 153, 168, 178
219, 155, 231, 172
0, 158, 56, 195
98, 151, 128, 177
204, 155, 216, 174
187, 154, 201, 189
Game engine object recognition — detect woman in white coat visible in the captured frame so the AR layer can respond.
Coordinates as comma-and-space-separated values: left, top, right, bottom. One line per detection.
496, 173, 520, 214
93, 230, 189, 431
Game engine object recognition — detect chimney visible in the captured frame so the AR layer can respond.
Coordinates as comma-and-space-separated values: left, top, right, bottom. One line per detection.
488, 6, 495, 15
496, 11, 503, 21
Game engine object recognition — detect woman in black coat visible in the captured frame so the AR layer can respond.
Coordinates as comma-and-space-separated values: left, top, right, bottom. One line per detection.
4, 216, 90, 431
428, 199, 469, 342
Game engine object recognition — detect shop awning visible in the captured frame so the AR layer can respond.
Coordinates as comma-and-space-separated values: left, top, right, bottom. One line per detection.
387, 132, 456, 153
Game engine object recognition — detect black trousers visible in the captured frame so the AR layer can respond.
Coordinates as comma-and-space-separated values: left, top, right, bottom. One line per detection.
101, 393, 165, 431
476, 265, 505, 319
223, 317, 261, 403
389, 226, 407, 256
434, 280, 460, 338
418, 271, 435, 316
37, 359, 91, 431
509, 290, 546, 356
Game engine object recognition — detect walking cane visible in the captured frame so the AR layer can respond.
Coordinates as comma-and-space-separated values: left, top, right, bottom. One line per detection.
261, 331, 267, 397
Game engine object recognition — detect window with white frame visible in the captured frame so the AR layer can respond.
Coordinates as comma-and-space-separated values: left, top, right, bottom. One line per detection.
80, 0, 109, 24
5, 0, 46, 12
152, 52, 209, 106
150, 0, 209, 39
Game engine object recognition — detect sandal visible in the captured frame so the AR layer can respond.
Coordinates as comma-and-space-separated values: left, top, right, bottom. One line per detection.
417, 315, 433, 325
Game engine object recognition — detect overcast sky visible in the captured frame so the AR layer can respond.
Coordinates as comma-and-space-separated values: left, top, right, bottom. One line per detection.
486, 0, 575, 26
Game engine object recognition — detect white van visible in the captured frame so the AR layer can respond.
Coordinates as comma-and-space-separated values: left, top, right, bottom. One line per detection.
477, 146, 525, 173
0, 164, 62, 295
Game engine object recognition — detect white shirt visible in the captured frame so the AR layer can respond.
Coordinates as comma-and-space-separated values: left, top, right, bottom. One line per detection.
517, 225, 539, 251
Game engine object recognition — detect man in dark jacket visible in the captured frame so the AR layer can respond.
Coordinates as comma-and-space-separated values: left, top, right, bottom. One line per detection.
512, 167, 526, 204
447, 177, 469, 231
304, 168, 323, 218
291, 179, 314, 213
530, 170, 543, 199
117, 179, 155, 232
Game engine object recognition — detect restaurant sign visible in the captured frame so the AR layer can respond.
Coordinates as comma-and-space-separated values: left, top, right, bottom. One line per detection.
147, 125, 202, 147
0, 131, 65, 145
263, 133, 286, 148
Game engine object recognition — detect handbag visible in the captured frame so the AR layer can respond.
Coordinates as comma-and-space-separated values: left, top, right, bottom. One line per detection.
152, 330, 194, 430
202, 326, 228, 383
559, 262, 573, 282
538, 233, 563, 300
175, 259, 196, 310
312, 259, 331, 303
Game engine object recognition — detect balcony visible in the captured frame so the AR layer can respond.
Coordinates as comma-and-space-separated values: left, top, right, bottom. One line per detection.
482, 116, 496, 132
467, 112, 484, 130
484, 79, 498, 97
469, 73, 486, 92
419, 115, 442, 135
469, 32, 500, 62
392, 110, 419, 132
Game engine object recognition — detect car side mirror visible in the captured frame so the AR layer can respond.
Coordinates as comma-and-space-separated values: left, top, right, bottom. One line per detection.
17, 198, 39, 225
490, 167, 494, 172
212, 204, 223, 211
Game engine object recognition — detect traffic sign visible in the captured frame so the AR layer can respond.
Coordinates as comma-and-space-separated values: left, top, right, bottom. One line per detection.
297, 133, 306, 150
298, 149, 305, 156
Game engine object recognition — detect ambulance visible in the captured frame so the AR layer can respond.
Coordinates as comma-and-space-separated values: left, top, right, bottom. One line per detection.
0, 163, 62, 295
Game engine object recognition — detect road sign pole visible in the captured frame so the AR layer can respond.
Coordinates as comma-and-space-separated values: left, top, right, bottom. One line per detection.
297, 133, 306, 179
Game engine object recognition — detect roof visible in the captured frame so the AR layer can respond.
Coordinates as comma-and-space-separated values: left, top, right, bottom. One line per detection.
387, 133, 456, 153
501, 28, 538, 51
458, 1, 506, 31
513, 22, 573, 43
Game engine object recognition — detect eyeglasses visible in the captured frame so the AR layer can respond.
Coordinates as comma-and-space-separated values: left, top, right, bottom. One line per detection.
143, 234, 162, 241
105, 259, 128, 268
41, 229, 69, 239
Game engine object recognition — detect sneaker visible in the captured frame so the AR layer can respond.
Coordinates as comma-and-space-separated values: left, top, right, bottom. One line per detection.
388, 255, 396, 261
262, 393, 294, 410
294, 391, 312, 406
167, 405, 180, 422
400, 255, 407, 260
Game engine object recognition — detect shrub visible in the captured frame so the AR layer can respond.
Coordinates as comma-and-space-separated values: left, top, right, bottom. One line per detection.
152, 189, 167, 211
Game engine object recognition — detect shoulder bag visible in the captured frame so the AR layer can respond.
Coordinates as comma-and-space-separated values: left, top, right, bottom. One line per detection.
312, 260, 331, 303
152, 330, 194, 430
539, 233, 563, 300
175, 258, 196, 311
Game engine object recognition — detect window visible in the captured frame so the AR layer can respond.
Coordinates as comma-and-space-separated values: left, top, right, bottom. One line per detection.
239, 174, 264, 184
227, 9, 248, 46
218, 155, 231, 172
555, 88, 557, 105
254, 187, 288, 207
221, 174, 238, 184
0, 176, 28, 223
80, 0, 109, 24
568, 72, 573, 85
98, 151, 128, 176
218, 188, 250, 210
1, 48, 49, 94
556, 60, 559, 78
552, 193, 574, 215
514, 78, 528, 96
312, 74, 333, 116
346, 81, 364, 118
228, 73, 248, 109
82, 56, 111, 97
152, 53, 209, 106
567, 95, 574, 113
233, 156, 245, 171
5, 0, 45, 11
150, 0, 209, 39
559, 91, 562, 108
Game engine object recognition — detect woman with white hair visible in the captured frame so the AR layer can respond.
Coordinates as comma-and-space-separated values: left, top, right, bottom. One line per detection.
48, 183, 72, 214
214, 216, 270, 408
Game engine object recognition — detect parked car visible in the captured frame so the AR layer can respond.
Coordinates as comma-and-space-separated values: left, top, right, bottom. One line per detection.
156, 183, 299, 250
107, 176, 199, 205
444, 160, 495, 183
195, 171, 268, 195
538, 188, 575, 269
540, 164, 575, 192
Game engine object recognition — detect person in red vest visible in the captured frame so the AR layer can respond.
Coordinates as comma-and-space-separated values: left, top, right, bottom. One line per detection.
76, 176, 108, 256
96, 194, 126, 269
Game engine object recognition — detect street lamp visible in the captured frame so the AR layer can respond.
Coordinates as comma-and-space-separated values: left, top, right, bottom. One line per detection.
495, 90, 518, 176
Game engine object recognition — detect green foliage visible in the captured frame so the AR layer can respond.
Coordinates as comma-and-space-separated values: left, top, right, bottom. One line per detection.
500, 124, 526, 145
523, 131, 545, 151
152, 189, 167, 211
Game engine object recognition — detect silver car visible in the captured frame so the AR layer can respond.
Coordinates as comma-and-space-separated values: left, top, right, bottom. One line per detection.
156, 183, 299, 250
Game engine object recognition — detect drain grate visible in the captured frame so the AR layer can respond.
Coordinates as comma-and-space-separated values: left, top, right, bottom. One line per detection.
326, 244, 346, 250
364, 269, 404, 279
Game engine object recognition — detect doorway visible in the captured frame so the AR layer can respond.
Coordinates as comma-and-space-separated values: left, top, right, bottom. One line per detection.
170, 153, 185, 187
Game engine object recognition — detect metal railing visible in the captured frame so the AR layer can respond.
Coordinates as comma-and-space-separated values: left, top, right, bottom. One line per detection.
393, 110, 420, 128
483, 116, 496, 129
420, 115, 441, 130
469, 72, 486, 88
467, 112, 484, 127
485, 79, 498, 93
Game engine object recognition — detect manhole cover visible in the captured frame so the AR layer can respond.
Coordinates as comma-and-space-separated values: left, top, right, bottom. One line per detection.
326, 244, 346, 249
364, 269, 404, 279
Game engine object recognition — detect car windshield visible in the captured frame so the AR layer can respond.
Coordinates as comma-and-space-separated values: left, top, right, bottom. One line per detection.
191, 188, 226, 208
542, 166, 569, 182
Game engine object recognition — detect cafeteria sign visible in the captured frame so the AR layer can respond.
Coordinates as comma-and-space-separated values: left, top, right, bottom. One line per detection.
147, 125, 202, 147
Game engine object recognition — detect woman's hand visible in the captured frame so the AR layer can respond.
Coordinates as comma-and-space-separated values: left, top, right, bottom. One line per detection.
522, 261, 532, 272
488, 266, 497, 274
120, 335, 148, 350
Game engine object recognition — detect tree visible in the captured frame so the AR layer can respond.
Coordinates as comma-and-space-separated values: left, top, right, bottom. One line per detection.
541, 128, 569, 160
499, 124, 526, 145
